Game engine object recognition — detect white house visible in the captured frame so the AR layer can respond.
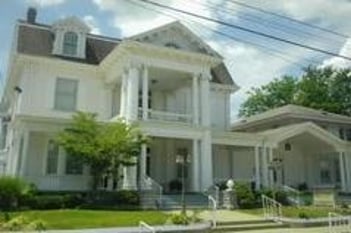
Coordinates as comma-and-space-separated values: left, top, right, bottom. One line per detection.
1, 9, 351, 194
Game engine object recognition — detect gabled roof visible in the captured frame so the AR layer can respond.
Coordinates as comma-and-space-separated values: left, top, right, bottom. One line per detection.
129, 21, 222, 58
259, 122, 346, 149
232, 104, 351, 131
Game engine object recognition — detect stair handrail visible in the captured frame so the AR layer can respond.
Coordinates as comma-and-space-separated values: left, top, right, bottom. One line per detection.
139, 221, 156, 233
205, 184, 220, 205
208, 195, 217, 228
140, 175, 163, 207
328, 212, 351, 233
261, 194, 282, 222
281, 185, 301, 206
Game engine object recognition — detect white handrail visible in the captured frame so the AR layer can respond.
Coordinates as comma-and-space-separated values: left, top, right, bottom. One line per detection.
140, 175, 163, 207
282, 185, 301, 206
328, 212, 351, 233
208, 195, 217, 228
139, 221, 156, 233
261, 194, 282, 222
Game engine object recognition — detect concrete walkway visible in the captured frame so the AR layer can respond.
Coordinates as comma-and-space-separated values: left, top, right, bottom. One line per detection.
233, 226, 331, 233
199, 210, 263, 222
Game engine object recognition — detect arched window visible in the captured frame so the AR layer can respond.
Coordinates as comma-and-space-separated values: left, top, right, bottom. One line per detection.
63, 31, 78, 56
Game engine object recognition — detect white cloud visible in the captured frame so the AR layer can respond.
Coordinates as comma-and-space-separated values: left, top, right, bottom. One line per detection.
27, 0, 65, 7
321, 38, 351, 68
83, 15, 101, 35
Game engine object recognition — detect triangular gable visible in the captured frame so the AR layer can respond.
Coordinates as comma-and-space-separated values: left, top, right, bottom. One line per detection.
129, 21, 222, 58
261, 122, 346, 149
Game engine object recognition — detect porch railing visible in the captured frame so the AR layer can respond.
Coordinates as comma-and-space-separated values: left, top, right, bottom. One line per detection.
139, 175, 163, 208
328, 212, 351, 233
206, 184, 220, 207
138, 108, 192, 123
208, 195, 217, 228
139, 221, 156, 233
281, 185, 301, 206
262, 194, 282, 222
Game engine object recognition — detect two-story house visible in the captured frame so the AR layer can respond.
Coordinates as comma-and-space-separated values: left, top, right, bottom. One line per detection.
1, 9, 351, 195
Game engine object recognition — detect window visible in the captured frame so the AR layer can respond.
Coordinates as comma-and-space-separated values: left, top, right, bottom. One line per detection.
0, 123, 8, 149
54, 78, 78, 111
63, 31, 78, 56
46, 140, 59, 175
65, 154, 83, 175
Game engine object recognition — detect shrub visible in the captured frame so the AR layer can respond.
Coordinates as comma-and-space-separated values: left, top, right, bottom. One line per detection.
26, 219, 47, 231
85, 190, 140, 208
0, 215, 47, 231
234, 182, 256, 209
169, 213, 191, 225
27, 195, 65, 210
0, 177, 32, 210
298, 211, 309, 219
297, 183, 308, 191
169, 179, 182, 192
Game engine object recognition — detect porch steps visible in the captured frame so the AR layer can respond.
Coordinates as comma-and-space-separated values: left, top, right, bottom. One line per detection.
212, 219, 289, 232
161, 193, 209, 209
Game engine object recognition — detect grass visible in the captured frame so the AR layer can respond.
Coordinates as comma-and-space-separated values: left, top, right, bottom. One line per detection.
240, 206, 351, 219
1, 210, 169, 230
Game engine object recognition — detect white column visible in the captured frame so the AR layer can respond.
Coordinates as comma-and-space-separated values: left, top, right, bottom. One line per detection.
126, 65, 140, 122
192, 139, 200, 191
192, 74, 199, 125
200, 131, 213, 190
200, 74, 211, 127
262, 147, 269, 187
268, 147, 274, 187
19, 130, 29, 176
142, 66, 149, 120
140, 144, 147, 178
339, 151, 347, 192
254, 146, 261, 190
120, 72, 128, 118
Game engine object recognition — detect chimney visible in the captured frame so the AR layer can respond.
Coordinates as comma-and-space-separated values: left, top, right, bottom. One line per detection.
27, 7, 37, 24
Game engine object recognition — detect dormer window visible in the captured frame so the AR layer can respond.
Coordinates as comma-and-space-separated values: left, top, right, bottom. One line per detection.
63, 32, 78, 56
52, 17, 90, 59
165, 42, 180, 49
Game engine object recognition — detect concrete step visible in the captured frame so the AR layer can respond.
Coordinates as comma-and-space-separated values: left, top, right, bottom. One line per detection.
212, 222, 289, 232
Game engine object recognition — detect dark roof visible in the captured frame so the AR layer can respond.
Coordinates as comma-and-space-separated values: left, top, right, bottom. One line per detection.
16, 22, 234, 85
17, 22, 119, 65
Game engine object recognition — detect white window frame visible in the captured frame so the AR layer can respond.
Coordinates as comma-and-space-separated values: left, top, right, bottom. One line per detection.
54, 77, 78, 112
63, 31, 78, 56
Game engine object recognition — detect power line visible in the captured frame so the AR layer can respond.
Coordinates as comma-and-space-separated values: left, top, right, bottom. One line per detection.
192, 0, 344, 44
137, 0, 351, 61
126, 0, 320, 69
224, 0, 350, 38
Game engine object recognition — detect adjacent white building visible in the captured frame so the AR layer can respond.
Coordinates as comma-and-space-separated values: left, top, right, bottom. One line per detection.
1, 9, 351, 194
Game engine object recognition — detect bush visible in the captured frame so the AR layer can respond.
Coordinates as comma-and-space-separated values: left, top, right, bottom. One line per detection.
27, 195, 65, 210
169, 179, 182, 192
169, 213, 191, 225
0, 215, 47, 231
298, 211, 309, 219
234, 182, 256, 209
86, 190, 140, 208
0, 177, 33, 210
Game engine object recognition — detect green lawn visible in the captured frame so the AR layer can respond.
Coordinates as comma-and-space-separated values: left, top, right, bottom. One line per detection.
240, 206, 350, 219
1, 210, 169, 230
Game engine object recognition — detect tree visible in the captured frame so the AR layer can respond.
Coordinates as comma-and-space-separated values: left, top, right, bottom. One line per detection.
56, 112, 147, 190
239, 66, 351, 117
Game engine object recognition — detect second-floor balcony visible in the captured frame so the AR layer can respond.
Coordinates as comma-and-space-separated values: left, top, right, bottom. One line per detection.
138, 108, 192, 124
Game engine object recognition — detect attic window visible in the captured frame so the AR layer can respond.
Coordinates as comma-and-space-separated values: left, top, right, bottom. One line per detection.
63, 31, 78, 56
165, 42, 180, 49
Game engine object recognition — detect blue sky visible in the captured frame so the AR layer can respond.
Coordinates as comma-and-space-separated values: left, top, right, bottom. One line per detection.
1, 0, 351, 117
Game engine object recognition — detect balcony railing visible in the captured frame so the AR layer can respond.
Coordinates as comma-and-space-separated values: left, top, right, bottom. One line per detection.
138, 108, 192, 123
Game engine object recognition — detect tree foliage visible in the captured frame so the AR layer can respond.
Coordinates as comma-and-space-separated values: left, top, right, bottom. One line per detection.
239, 66, 351, 117
56, 112, 147, 190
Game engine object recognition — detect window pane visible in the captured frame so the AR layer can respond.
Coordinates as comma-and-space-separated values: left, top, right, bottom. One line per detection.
65, 154, 83, 175
46, 140, 59, 175
63, 32, 78, 56
54, 78, 78, 111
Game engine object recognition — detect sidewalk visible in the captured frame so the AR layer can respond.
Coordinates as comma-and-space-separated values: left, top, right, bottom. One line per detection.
199, 210, 263, 222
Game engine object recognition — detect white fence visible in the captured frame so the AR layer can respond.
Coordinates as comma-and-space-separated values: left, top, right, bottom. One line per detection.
281, 185, 301, 206
208, 195, 217, 228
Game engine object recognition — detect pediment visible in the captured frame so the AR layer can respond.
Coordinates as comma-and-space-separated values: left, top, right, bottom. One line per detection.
52, 16, 90, 33
129, 21, 221, 58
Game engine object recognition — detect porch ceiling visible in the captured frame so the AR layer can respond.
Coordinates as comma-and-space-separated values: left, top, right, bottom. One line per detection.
146, 67, 190, 91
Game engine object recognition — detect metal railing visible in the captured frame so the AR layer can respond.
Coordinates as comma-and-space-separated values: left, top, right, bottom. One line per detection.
208, 195, 217, 228
206, 184, 220, 207
328, 212, 351, 233
138, 108, 192, 123
262, 194, 282, 222
139, 175, 163, 207
139, 221, 156, 233
281, 185, 301, 206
